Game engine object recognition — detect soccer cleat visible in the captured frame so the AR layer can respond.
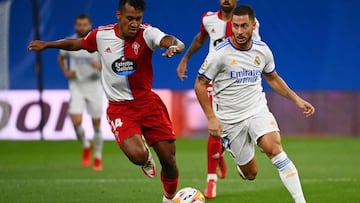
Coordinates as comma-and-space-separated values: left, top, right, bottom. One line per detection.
141, 151, 156, 178
216, 155, 227, 179
82, 146, 92, 167
93, 158, 103, 171
204, 179, 216, 199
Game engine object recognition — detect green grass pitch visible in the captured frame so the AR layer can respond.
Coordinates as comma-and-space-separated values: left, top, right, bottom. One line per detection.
0, 137, 359, 203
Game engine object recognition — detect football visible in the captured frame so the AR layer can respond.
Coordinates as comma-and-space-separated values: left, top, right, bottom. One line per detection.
173, 187, 206, 203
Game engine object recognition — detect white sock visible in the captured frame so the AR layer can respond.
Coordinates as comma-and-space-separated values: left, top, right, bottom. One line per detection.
74, 126, 90, 148
272, 152, 306, 203
93, 127, 103, 159
207, 174, 217, 182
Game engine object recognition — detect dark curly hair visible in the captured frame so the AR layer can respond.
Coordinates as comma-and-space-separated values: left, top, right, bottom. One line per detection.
118, 0, 146, 11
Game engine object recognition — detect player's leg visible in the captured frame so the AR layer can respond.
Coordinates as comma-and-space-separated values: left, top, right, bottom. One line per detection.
152, 140, 179, 201
91, 118, 103, 171
205, 136, 223, 198
257, 132, 306, 203
70, 113, 91, 167
205, 84, 226, 199
69, 86, 91, 167
107, 101, 156, 178
141, 92, 179, 202
119, 134, 155, 175
86, 88, 103, 171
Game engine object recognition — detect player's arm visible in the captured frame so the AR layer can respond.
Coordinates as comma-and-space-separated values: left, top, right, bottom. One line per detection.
194, 75, 222, 137
159, 35, 185, 57
57, 53, 76, 79
177, 32, 209, 80
263, 71, 315, 117
28, 39, 83, 52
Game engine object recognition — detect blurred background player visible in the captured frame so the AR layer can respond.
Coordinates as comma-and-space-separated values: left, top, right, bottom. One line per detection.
176, 0, 260, 199
57, 14, 103, 171
194, 5, 315, 203
29, 1, 185, 202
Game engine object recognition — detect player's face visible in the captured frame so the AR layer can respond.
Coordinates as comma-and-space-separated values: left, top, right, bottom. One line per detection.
75, 18, 91, 38
219, 0, 237, 13
116, 3, 143, 39
231, 14, 255, 49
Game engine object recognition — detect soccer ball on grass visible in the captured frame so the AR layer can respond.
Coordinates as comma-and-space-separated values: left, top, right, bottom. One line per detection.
173, 187, 205, 203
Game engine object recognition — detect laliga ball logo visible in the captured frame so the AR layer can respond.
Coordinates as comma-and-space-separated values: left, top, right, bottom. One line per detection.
173, 187, 205, 203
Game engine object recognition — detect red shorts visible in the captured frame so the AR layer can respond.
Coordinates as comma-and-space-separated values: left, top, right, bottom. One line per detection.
106, 91, 176, 146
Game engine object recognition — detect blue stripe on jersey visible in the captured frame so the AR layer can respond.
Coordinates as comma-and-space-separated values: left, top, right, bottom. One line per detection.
214, 38, 230, 51
198, 73, 212, 81
274, 158, 291, 170
253, 40, 266, 46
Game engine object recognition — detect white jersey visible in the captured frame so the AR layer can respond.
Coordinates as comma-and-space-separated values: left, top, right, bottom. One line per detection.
200, 11, 261, 53
198, 38, 275, 124
59, 34, 101, 84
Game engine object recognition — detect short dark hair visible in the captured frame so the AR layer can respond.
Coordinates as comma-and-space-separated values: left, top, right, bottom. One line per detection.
233, 5, 255, 22
118, 0, 146, 11
75, 14, 91, 24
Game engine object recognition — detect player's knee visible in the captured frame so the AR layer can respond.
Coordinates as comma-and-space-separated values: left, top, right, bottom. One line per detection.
265, 147, 283, 159
125, 147, 148, 166
245, 170, 258, 181
244, 166, 258, 180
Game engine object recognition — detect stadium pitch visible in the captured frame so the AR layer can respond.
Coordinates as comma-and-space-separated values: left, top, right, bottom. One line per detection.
0, 137, 359, 202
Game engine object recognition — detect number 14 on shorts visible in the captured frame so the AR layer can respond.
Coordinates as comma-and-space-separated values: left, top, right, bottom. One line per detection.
109, 118, 123, 131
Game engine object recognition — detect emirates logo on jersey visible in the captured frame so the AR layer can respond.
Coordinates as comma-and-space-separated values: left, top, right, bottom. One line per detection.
112, 56, 137, 76
132, 42, 140, 55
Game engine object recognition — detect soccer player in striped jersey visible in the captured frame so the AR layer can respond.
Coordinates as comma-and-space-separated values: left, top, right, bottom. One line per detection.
57, 14, 103, 171
176, 0, 260, 199
194, 5, 315, 203
28, 1, 184, 202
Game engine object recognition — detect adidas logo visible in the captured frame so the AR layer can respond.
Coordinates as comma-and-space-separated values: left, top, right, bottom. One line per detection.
105, 47, 112, 53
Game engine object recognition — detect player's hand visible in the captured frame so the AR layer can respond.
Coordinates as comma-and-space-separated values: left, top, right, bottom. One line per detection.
64, 70, 76, 79
296, 98, 315, 117
28, 40, 47, 51
208, 117, 223, 138
162, 46, 180, 58
177, 59, 188, 81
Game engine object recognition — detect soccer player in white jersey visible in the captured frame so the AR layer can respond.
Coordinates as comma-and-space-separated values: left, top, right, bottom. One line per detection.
194, 5, 315, 203
57, 14, 103, 171
29, 1, 185, 202
176, 0, 260, 198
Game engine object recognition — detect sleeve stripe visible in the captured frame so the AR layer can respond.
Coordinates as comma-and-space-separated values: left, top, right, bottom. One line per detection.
197, 72, 212, 81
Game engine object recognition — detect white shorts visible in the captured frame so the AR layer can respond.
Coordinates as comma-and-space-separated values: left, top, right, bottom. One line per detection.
221, 110, 280, 166
68, 82, 103, 119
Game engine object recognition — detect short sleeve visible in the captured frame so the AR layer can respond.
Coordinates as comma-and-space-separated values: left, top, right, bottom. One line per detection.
80, 28, 98, 52
143, 26, 166, 50
198, 52, 221, 81
263, 47, 275, 73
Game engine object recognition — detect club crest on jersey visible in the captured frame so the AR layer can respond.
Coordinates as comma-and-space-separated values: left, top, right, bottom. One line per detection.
112, 56, 137, 76
132, 42, 140, 55
254, 56, 261, 66
200, 59, 209, 71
